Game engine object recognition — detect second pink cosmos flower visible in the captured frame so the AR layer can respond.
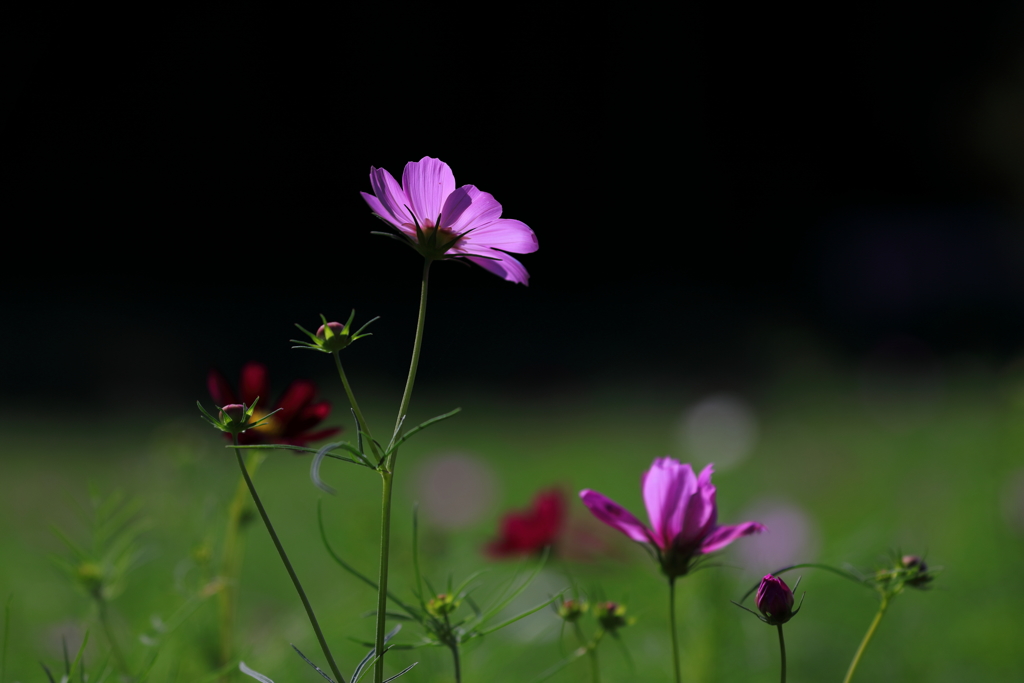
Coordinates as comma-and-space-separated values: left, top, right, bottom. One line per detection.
360, 156, 538, 284
580, 457, 765, 577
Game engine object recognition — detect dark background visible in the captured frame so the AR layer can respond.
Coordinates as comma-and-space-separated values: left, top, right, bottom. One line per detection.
4, 4, 1024, 409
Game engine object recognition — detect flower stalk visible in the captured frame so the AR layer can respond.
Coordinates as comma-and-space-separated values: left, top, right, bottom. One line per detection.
777, 624, 787, 683
331, 350, 381, 462
231, 436, 344, 683
372, 259, 432, 683
98, 599, 130, 676
217, 449, 266, 666
669, 577, 681, 683
842, 594, 888, 683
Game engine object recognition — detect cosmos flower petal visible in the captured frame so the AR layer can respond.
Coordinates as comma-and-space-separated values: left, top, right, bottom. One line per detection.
239, 362, 270, 407
275, 380, 316, 422
465, 253, 530, 285
288, 401, 332, 433
466, 219, 538, 253
643, 457, 696, 549
442, 185, 503, 233
699, 521, 767, 554
579, 489, 653, 544
360, 191, 405, 232
402, 156, 456, 226
285, 427, 341, 446
369, 167, 414, 228
487, 489, 565, 558
679, 464, 717, 542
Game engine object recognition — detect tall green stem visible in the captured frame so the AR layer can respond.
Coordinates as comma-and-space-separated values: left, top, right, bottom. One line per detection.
332, 351, 382, 461
373, 259, 432, 683
776, 624, 787, 683
97, 600, 130, 676
232, 439, 344, 683
443, 613, 462, 683
218, 450, 265, 668
573, 622, 600, 683
391, 259, 432, 463
842, 595, 889, 683
669, 577, 681, 683
372, 470, 395, 683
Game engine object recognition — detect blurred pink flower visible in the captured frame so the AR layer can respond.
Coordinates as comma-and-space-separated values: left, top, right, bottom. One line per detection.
486, 489, 565, 558
580, 457, 765, 577
360, 156, 538, 284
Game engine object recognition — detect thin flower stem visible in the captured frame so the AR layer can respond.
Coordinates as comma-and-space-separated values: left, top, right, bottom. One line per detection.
573, 622, 600, 683
449, 643, 462, 683
372, 470, 395, 683
390, 259, 432, 465
777, 624, 787, 683
232, 440, 345, 683
218, 449, 266, 668
669, 577, 682, 683
442, 612, 462, 683
373, 259, 432, 683
98, 599, 130, 676
842, 594, 889, 683
332, 351, 382, 461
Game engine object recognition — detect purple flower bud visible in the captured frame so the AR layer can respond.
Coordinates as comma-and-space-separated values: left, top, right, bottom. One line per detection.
220, 404, 247, 423
315, 321, 352, 352
316, 322, 345, 339
756, 574, 796, 625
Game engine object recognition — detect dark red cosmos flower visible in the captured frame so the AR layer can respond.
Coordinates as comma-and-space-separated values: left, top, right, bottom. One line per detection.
487, 489, 565, 558
207, 361, 340, 447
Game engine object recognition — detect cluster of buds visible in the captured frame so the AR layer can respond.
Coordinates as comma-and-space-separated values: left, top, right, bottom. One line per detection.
197, 398, 279, 437
874, 554, 936, 593
292, 311, 377, 354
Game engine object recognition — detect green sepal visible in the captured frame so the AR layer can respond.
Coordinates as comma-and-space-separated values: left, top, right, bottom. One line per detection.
291, 311, 377, 354
198, 398, 280, 436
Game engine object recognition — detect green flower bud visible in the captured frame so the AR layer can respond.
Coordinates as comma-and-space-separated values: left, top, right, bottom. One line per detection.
557, 598, 588, 622
593, 601, 633, 632
900, 555, 934, 589
426, 593, 459, 617
292, 311, 377, 354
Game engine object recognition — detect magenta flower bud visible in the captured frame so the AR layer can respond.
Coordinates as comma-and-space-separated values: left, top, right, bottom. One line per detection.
220, 404, 247, 423
315, 321, 352, 352
317, 322, 345, 338
756, 574, 796, 625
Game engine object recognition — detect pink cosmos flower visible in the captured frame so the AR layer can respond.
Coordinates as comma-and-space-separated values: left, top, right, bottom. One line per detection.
580, 457, 765, 577
360, 156, 538, 284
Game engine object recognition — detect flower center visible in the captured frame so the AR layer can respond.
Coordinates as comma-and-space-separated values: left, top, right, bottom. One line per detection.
249, 409, 283, 437
403, 217, 464, 252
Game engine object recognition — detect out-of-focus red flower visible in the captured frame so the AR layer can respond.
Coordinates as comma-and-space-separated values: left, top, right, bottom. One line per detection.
207, 361, 340, 447
487, 489, 565, 558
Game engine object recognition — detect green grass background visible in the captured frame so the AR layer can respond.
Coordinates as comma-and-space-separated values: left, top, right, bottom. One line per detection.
1, 367, 1022, 682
